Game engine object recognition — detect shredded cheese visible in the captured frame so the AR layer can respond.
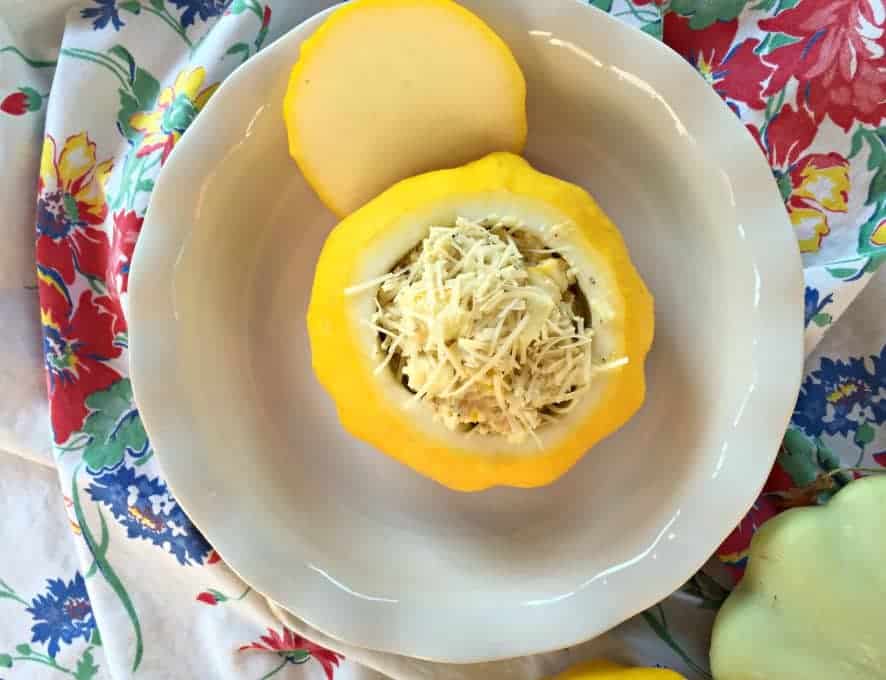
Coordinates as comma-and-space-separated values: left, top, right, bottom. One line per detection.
367, 216, 620, 444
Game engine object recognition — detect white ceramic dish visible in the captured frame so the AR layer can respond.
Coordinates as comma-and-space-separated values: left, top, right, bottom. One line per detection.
129, 0, 804, 663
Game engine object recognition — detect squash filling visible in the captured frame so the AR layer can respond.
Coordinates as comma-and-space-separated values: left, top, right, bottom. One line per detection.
364, 216, 622, 444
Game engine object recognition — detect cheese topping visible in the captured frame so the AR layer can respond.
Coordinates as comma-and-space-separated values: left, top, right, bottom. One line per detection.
361, 217, 619, 444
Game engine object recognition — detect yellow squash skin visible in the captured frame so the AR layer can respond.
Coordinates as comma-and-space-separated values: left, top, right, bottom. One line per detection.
548, 660, 686, 679
284, 0, 528, 217
308, 153, 653, 491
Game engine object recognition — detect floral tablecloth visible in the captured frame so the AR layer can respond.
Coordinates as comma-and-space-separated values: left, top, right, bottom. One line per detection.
0, 1, 883, 678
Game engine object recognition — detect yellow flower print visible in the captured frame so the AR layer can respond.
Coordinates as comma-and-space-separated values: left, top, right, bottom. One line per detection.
129, 66, 218, 163
39, 132, 112, 227
793, 159, 849, 213
36, 133, 113, 284
786, 152, 849, 254
790, 206, 831, 255
750, 105, 851, 256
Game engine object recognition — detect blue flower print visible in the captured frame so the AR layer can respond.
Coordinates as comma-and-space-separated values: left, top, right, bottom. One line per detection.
170, 0, 232, 28
87, 465, 211, 565
26, 573, 96, 658
793, 346, 886, 438
81, 0, 125, 31
804, 286, 833, 327
873, 348, 886, 424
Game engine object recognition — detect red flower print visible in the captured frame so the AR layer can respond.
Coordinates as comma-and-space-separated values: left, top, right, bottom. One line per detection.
664, 14, 773, 110
38, 266, 123, 444
1, 87, 42, 115
240, 628, 343, 680
207, 550, 222, 565
36, 133, 113, 285
760, 0, 886, 131
716, 458, 797, 581
717, 494, 780, 581
196, 592, 219, 605
107, 210, 143, 297
1, 91, 28, 115
875, 451, 886, 467
747, 104, 849, 253
261, 4, 271, 28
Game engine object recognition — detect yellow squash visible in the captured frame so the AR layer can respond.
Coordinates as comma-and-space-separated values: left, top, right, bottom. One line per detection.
284, 0, 527, 217
549, 660, 685, 679
308, 152, 653, 491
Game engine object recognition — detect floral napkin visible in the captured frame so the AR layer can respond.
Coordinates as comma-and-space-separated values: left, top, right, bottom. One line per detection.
0, 1, 883, 679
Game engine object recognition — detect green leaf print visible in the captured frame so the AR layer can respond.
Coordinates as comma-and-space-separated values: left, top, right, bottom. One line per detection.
588, 0, 614, 11
119, 0, 142, 12
641, 605, 713, 679
669, 0, 749, 29
225, 42, 251, 64
641, 20, 663, 38
80, 379, 150, 474
776, 172, 793, 203
849, 126, 886, 173
865, 255, 885, 273
71, 465, 143, 672
870, 130, 886, 171
751, 0, 799, 11
73, 648, 99, 680
84, 504, 110, 579
0, 648, 72, 675
856, 422, 876, 447
826, 267, 859, 279
117, 67, 160, 140
868, 165, 886, 206
814, 437, 848, 479
812, 312, 832, 327
849, 127, 866, 160
0, 45, 56, 68
779, 429, 820, 487
108, 45, 136, 82
754, 32, 800, 55
0, 577, 28, 606
141, 0, 196, 48
19, 86, 44, 111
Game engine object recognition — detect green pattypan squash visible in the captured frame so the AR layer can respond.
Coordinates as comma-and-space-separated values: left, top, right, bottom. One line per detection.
711, 475, 886, 680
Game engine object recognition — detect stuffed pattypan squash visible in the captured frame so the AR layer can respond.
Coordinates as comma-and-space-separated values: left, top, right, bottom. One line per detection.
711, 475, 886, 679
548, 660, 685, 679
308, 152, 653, 491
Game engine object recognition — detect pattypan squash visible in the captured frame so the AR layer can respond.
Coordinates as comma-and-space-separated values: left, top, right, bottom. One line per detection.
711, 475, 886, 679
307, 152, 653, 491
